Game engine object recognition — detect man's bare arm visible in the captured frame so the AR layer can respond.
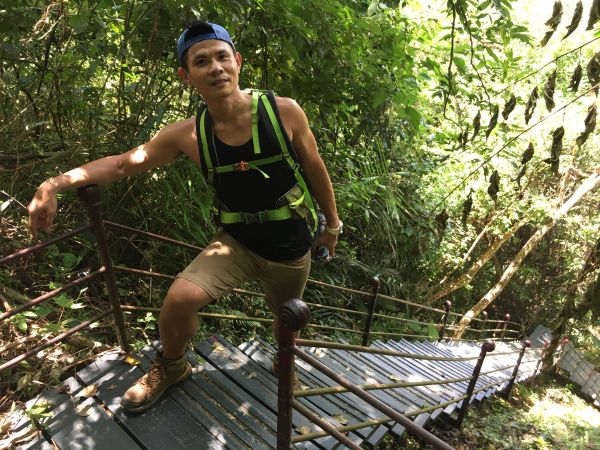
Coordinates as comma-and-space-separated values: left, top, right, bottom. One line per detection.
27, 120, 189, 238
279, 98, 340, 256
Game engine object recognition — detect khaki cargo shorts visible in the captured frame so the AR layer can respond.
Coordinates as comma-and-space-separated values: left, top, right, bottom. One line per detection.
176, 231, 311, 314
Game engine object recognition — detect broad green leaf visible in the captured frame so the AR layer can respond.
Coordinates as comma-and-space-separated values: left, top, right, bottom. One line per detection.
429, 324, 440, 339
367, 1, 379, 16
69, 10, 91, 33
371, 88, 387, 109
407, 321, 422, 332
15, 317, 27, 332
54, 295, 72, 308
404, 106, 421, 129
44, 323, 60, 333
62, 253, 80, 271
34, 305, 54, 318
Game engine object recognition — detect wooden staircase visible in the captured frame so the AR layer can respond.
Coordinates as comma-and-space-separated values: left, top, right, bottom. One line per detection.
13, 336, 540, 450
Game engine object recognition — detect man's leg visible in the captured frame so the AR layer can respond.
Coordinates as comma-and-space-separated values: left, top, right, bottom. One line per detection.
121, 279, 213, 413
261, 251, 311, 376
159, 278, 213, 359
121, 231, 259, 413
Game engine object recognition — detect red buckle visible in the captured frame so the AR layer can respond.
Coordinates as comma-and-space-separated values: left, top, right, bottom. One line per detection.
233, 161, 250, 171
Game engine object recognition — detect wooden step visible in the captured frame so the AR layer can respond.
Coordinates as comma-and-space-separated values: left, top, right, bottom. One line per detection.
372, 340, 465, 418
239, 337, 390, 448
195, 335, 364, 449
307, 340, 432, 439
75, 348, 258, 449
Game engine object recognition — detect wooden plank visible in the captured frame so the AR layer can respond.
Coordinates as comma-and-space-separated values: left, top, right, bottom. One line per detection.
389, 411, 432, 438
401, 341, 476, 405
196, 336, 364, 450
401, 341, 500, 407
240, 338, 387, 446
376, 341, 464, 401
402, 341, 493, 396
26, 376, 140, 450
372, 340, 464, 420
139, 345, 275, 450
417, 341, 502, 399
395, 340, 480, 397
76, 350, 234, 449
347, 350, 434, 429
317, 342, 432, 439
323, 343, 425, 411
323, 348, 428, 441
252, 338, 394, 448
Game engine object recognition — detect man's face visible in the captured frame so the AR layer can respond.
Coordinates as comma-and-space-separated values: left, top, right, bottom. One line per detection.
179, 40, 241, 99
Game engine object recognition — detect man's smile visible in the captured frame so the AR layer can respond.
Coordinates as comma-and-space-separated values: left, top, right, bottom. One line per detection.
211, 78, 229, 86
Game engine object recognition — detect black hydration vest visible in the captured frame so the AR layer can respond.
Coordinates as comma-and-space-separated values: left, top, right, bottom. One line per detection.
195, 90, 317, 261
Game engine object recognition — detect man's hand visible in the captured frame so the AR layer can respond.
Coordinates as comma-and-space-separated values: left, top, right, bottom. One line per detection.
312, 231, 338, 261
27, 183, 57, 240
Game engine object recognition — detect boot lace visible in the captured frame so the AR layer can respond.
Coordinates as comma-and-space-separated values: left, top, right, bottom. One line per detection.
141, 361, 164, 388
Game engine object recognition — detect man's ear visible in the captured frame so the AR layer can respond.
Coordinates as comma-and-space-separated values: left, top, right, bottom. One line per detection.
235, 52, 243, 70
177, 67, 189, 84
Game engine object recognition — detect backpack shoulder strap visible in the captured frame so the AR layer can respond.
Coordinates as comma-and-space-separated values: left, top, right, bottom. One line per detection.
259, 91, 318, 232
258, 91, 300, 162
196, 104, 215, 184
251, 90, 261, 155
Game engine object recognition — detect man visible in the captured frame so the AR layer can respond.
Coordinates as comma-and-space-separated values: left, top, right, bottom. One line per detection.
27, 22, 341, 413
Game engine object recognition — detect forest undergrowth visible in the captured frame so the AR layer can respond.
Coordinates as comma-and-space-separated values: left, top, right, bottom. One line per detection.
392, 375, 600, 450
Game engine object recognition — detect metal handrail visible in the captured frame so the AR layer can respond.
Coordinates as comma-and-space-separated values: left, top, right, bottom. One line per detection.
294, 361, 522, 399
295, 338, 511, 362
112, 264, 519, 340
291, 344, 456, 449
0, 309, 113, 372
101, 219, 520, 335
275, 299, 539, 448
0, 223, 94, 266
0, 269, 105, 322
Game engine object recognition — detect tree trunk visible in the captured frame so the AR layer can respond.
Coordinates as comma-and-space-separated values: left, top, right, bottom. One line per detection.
542, 271, 600, 371
452, 171, 600, 339
425, 221, 524, 305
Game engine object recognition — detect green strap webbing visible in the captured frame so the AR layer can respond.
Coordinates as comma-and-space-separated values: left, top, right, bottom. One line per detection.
260, 95, 318, 231
198, 108, 214, 185
214, 154, 284, 175
251, 90, 261, 155
198, 91, 317, 229
220, 204, 293, 224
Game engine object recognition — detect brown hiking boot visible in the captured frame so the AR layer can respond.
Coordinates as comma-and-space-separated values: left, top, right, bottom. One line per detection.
121, 353, 191, 414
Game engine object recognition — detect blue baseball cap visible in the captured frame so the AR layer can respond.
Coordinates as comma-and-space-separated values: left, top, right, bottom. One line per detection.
177, 22, 235, 66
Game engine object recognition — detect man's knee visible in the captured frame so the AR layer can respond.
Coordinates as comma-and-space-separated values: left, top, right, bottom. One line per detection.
164, 278, 213, 312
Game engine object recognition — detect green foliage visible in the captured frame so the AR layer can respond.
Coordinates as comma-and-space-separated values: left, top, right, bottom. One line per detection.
395, 377, 600, 449
1, 0, 599, 357
24, 401, 53, 429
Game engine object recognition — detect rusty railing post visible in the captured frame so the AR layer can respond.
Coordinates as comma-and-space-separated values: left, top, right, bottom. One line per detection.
500, 313, 510, 340
456, 340, 495, 428
77, 185, 130, 353
438, 300, 452, 342
501, 340, 531, 399
481, 311, 488, 339
277, 299, 311, 450
361, 276, 380, 347
528, 343, 546, 386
